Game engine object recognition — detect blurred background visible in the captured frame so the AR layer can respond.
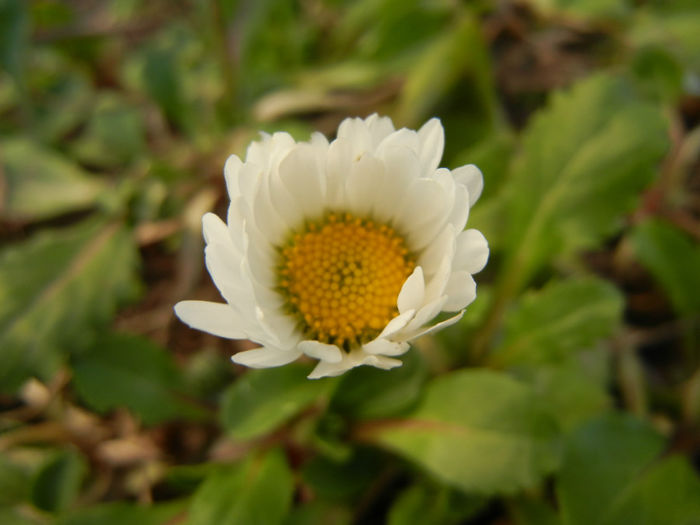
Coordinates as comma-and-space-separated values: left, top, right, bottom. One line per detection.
1, 1, 699, 524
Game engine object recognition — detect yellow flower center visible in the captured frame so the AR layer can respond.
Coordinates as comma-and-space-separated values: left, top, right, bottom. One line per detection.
278, 213, 414, 348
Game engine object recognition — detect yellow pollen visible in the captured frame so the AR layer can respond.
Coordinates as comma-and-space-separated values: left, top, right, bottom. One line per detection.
278, 213, 414, 348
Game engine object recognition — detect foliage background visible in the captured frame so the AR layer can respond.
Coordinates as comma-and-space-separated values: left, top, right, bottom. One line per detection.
1, 0, 699, 524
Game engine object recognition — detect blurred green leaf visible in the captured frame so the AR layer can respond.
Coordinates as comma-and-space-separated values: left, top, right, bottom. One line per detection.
631, 9, 700, 69
330, 349, 427, 420
526, 364, 611, 432
55, 501, 185, 525
503, 74, 668, 290
631, 218, 700, 316
0, 219, 139, 394
630, 46, 684, 102
0, 0, 28, 80
122, 25, 222, 136
189, 449, 293, 525
600, 455, 700, 525
221, 364, 335, 441
301, 447, 385, 501
0, 454, 31, 505
30, 449, 86, 512
1, 139, 104, 221
555, 413, 670, 525
528, 0, 631, 19
388, 482, 485, 525
0, 508, 41, 525
283, 501, 351, 525
70, 92, 146, 168
491, 277, 623, 366
509, 496, 561, 525
363, 370, 561, 494
396, 14, 494, 127
29, 55, 94, 143
72, 332, 205, 424
334, 0, 449, 62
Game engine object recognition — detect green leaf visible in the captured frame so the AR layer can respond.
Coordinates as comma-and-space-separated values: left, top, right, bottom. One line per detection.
509, 496, 561, 525
221, 364, 335, 441
526, 364, 611, 432
555, 413, 669, 525
30, 449, 86, 512
0, 507, 41, 525
631, 9, 700, 69
602, 456, 700, 525
330, 349, 427, 420
631, 218, 700, 316
491, 277, 623, 367
55, 501, 186, 525
396, 14, 495, 127
1, 139, 104, 221
72, 332, 205, 425
362, 370, 561, 494
283, 502, 351, 525
0, 0, 28, 80
503, 74, 668, 290
301, 447, 385, 501
529, 0, 631, 20
70, 92, 146, 169
0, 454, 31, 505
0, 219, 139, 394
189, 449, 293, 525
388, 482, 485, 525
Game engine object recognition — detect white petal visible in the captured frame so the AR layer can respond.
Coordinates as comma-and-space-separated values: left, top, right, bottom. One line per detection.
278, 144, 326, 219
246, 131, 295, 170
268, 168, 304, 232
394, 179, 447, 236
202, 212, 230, 245
452, 164, 484, 206
345, 154, 383, 216
365, 113, 396, 146
417, 118, 445, 173
298, 340, 343, 363
204, 241, 246, 305
361, 354, 403, 370
448, 183, 470, 232
406, 211, 449, 252
400, 295, 448, 336
223, 155, 243, 200
255, 304, 299, 347
363, 338, 410, 356
377, 309, 416, 339
252, 177, 288, 245
174, 300, 247, 339
443, 271, 477, 311
326, 137, 352, 208
397, 266, 425, 314
424, 255, 452, 303
232, 346, 302, 368
405, 310, 464, 340
310, 131, 329, 149
376, 128, 419, 158
372, 146, 419, 223
418, 224, 456, 278
238, 162, 265, 204
308, 359, 352, 379
454, 229, 489, 274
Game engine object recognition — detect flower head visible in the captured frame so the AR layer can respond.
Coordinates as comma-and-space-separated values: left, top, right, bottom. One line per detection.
174, 115, 488, 378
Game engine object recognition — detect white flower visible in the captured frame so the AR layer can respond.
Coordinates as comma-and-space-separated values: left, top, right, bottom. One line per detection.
174, 114, 489, 378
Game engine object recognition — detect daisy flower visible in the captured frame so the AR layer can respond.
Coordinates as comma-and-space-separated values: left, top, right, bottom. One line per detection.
174, 114, 488, 378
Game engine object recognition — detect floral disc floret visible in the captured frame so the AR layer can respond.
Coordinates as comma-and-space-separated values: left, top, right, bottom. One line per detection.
278, 213, 414, 349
